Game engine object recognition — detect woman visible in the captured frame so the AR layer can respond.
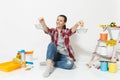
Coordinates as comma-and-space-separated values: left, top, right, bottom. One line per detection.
39, 15, 84, 77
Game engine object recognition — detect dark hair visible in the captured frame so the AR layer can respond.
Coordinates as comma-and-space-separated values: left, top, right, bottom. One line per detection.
58, 15, 67, 29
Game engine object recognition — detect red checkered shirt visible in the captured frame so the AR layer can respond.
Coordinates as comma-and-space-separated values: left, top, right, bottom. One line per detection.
45, 28, 76, 61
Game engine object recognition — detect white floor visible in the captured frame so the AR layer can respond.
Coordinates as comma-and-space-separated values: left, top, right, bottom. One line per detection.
0, 53, 120, 80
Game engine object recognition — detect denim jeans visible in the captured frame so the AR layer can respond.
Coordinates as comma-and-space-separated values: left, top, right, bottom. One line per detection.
46, 42, 74, 69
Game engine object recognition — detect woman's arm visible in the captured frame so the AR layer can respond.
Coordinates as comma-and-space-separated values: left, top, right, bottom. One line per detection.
39, 17, 49, 32
71, 20, 84, 33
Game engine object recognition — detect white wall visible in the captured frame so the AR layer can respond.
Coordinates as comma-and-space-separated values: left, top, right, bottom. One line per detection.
117, 0, 120, 18
0, 0, 119, 61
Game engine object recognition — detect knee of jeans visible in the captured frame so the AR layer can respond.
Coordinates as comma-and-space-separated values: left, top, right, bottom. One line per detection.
65, 60, 74, 69
48, 42, 56, 48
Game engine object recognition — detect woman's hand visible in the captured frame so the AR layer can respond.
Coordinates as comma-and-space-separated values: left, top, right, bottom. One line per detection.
39, 17, 45, 25
76, 20, 84, 27
38, 17, 48, 32
71, 20, 84, 33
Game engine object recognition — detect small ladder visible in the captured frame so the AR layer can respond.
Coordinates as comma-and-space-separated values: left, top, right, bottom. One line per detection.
87, 26, 120, 68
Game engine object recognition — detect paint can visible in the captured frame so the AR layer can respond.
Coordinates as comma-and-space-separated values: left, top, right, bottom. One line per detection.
25, 50, 34, 66
108, 61, 117, 73
18, 50, 25, 61
100, 61, 108, 71
100, 32, 108, 41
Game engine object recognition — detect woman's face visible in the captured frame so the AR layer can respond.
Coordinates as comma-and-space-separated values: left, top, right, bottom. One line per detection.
56, 16, 66, 28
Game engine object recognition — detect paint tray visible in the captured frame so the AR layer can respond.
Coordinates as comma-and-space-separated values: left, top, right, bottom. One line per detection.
0, 61, 21, 72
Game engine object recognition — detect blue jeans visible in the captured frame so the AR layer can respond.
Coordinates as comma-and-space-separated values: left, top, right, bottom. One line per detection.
46, 42, 74, 69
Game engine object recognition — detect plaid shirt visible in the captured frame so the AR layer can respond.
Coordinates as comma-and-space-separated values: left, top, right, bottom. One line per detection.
45, 28, 76, 61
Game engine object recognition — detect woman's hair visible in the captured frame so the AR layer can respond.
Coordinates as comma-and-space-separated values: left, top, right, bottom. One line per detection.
58, 15, 67, 29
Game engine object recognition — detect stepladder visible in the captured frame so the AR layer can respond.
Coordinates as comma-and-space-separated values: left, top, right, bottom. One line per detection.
87, 26, 120, 68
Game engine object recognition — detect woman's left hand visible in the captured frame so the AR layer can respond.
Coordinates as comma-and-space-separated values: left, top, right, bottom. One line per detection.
77, 20, 84, 27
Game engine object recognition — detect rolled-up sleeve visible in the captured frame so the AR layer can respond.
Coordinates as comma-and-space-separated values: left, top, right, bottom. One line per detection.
66, 28, 76, 36
44, 27, 55, 36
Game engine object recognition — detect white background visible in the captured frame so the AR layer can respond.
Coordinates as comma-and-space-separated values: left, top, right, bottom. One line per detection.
0, 0, 120, 80
0, 0, 120, 61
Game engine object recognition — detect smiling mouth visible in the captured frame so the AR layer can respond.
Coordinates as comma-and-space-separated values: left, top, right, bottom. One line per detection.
56, 23, 60, 26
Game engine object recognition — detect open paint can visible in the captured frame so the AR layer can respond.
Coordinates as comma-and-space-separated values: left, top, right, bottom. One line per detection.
100, 61, 108, 71
108, 61, 117, 73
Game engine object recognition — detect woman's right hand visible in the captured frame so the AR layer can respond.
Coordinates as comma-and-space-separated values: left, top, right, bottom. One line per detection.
38, 17, 48, 32
39, 17, 45, 25
77, 20, 84, 27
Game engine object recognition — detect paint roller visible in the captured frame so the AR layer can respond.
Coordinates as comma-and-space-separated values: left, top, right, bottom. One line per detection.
12, 58, 26, 68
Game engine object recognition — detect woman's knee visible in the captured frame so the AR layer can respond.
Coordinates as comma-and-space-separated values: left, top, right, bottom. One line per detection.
64, 60, 74, 69
46, 42, 57, 60
48, 42, 56, 49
